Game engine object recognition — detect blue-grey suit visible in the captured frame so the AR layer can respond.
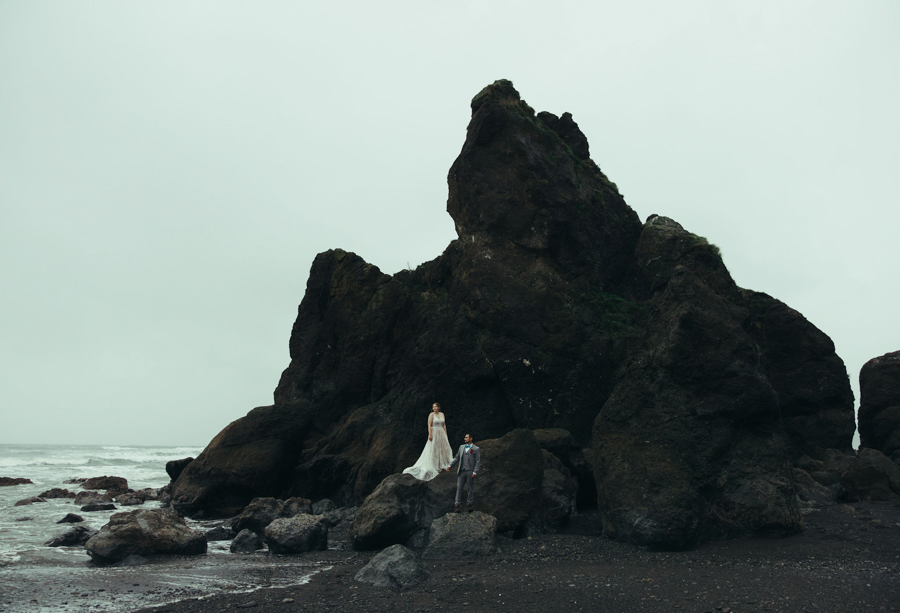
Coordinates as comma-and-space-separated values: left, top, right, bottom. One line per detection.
448, 443, 481, 507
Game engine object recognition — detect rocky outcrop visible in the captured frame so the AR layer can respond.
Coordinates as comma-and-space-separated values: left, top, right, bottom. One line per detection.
859, 351, 900, 462
350, 429, 543, 550
264, 515, 327, 554
232, 496, 312, 534
80, 502, 116, 512
58, 513, 84, 524
422, 512, 497, 559
74, 490, 110, 505
526, 450, 578, 534
166, 457, 194, 481
533, 428, 595, 509
38, 488, 75, 499
45, 525, 97, 547
170, 80, 856, 550
230, 529, 264, 553
15, 496, 45, 506
1, 477, 33, 486
840, 448, 900, 501
354, 544, 430, 591
84, 508, 207, 564
82, 476, 128, 493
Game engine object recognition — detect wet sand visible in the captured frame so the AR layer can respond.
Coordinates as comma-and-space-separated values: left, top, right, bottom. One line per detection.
120, 501, 900, 613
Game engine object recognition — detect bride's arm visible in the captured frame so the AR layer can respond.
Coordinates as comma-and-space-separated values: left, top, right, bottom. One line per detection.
442, 415, 447, 436
428, 413, 434, 441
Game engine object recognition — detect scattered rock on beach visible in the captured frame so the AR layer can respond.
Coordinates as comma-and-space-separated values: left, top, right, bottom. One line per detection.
264, 514, 327, 554
45, 525, 98, 547
14, 516, 34, 522
354, 544, 430, 591
230, 529, 264, 553
82, 476, 128, 493
85, 507, 207, 564
38, 488, 76, 499
232, 496, 312, 534
840, 448, 900, 501
422, 511, 497, 559
15, 496, 46, 506
74, 490, 110, 504
80, 502, 117, 512
58, 513, 85, 524
0, 477, 33, 486
115, 493, 145, 506
205, 525, 234, 541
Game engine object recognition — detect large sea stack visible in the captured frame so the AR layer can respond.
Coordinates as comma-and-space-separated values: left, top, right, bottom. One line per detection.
172, 80, 855, 549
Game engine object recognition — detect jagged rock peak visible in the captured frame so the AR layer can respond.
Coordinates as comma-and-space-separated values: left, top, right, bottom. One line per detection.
448, 79, 641, 287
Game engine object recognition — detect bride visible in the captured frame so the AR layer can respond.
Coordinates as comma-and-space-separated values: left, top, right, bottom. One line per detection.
402, 402, 452, 481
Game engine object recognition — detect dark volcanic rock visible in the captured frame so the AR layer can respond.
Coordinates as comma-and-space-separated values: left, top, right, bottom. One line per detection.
171, 80, 856, 549
525, 450, 578, 534
592, 216, 806, 550
38, 488, 75, 499
57, 513, 85, 524
230, 528, 264, 553
859, 351, 900, 461
422, 511, 497, 559
74, 490, 110, 505
533, 428, 596, 509
264, 515, 327, 554
350, 429, 543, 550
354, 544, 430, 591
0, 477, 33, 486
15, 496, 45, 506
840, 448, 900, 501
84, 508, 207, 564
232, 496, 313, 534
82, 476, 128, 493
205, 525, 234, 541
80, 502, 117, 512
166, 457, 194, 481
45, 525, 97, 547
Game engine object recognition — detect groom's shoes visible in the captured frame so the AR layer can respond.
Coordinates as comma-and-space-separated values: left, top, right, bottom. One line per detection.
467, 505, 474, 513
453, 504, 461, 513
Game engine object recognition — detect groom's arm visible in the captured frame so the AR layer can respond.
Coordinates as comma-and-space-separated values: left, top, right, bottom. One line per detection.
473, 448, 481, 475
447, 446, 461, 470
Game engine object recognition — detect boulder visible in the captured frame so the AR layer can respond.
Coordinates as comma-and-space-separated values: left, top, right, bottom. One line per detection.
80, 502, 117, 512
115, 493, 145, 506
38, 488, 75, 499
792, 468, 837, 510
232, 497, 312, 534
84, 508, 207, 564
75, 490, 111, 505
166, 457, 194, 481
14, 517, 34, 522
354, 544, 430, 591
57, 513, 85, 524
205, 525, 234, 541
63, 477, 87, 484
230, 528, 264, 553
0, 477, 33, 486
45, 525, 98, 547
465, 429, 544, 532
840, 448, 900, 501
312, 498, 337, 515
592, 217, 811, 550
350, 429, 543, 550
422, 511, 497, 559
533, 428, 596, 509
264, 515, 327, 554
82, 476, 128, 492
15, 496, 45, 506
859, 351, 900, 460
525, 450, 578, 534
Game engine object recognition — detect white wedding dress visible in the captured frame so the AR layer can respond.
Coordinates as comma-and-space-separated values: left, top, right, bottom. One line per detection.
402, 414, 452, 481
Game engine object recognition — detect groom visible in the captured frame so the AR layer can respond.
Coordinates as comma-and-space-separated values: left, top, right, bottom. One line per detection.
446, 433, 481, 512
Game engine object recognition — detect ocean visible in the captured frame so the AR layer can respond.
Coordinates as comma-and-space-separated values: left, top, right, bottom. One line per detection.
0, 444, 330, 612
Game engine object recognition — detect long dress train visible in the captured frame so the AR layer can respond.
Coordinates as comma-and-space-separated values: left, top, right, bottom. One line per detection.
402, 415, 452, 481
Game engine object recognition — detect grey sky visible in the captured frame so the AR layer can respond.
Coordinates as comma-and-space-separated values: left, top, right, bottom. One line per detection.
1, 1, 897, 446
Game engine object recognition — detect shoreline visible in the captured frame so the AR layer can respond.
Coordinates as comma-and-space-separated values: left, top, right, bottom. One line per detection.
117, 501, 900, 613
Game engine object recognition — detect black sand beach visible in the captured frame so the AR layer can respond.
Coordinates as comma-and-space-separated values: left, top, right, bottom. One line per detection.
123, 502, 900, 613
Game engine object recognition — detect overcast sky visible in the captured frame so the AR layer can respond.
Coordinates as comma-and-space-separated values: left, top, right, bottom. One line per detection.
1, 1, 897, 446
